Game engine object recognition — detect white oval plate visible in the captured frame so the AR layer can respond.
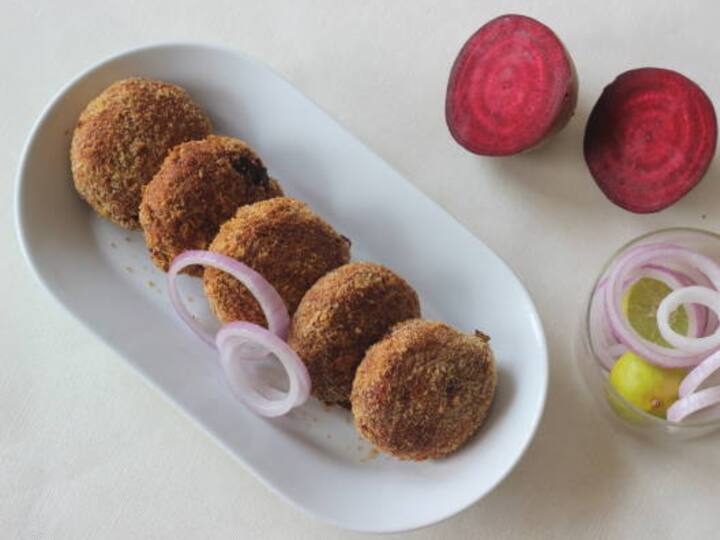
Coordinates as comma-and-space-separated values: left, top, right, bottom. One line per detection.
15, 43, 547, 533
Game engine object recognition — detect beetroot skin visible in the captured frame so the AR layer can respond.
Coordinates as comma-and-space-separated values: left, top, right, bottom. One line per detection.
584, 68, 717, 213
445, 14, 578, 156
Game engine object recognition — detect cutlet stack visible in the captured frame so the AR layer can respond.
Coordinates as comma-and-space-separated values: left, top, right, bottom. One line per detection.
70, 77, 498, 461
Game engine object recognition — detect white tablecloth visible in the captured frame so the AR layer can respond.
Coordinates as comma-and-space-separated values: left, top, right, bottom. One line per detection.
2, 1, 719, 538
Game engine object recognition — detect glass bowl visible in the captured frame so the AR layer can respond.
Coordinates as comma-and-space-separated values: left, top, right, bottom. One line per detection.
578, 227, 720, 441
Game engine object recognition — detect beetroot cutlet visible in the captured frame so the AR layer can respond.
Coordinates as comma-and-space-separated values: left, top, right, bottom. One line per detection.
139, 135, 283, 274
288, 262, 421, 407
71, 77, 211, 228
351, 319, 497, 461
204, 197, 351, 327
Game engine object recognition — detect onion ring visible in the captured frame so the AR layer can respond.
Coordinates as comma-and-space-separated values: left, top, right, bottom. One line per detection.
167, 250, 308, 418
678, 350, 720, 398
657, 287, 720, 353
667, 386, 720, 423
604, 243, 720, 368
216, 322, 310, 417
168, 250, 290, 345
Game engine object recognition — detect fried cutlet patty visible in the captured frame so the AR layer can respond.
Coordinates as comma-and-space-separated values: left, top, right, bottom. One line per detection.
139, 136, 283, 274
204, 197, 351, 326
70, 78, 211, 228
288, 262, 420, 407
351, 319, 497, 460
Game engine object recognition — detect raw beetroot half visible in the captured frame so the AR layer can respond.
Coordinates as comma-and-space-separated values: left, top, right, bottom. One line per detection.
445, 14, 577, 156
584, 68, 717, 213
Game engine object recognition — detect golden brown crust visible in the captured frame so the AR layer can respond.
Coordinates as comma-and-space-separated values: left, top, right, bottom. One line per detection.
288, 262, 420, 407
139, 135, 283, 274
203, 197, 351, 326
70, 78, 211, 229
351, 319, 497, 461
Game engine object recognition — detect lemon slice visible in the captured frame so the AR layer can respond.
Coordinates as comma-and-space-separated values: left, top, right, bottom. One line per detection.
622, 277, 688, 348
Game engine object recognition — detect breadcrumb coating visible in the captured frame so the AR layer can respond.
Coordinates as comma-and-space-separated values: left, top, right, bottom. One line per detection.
204, 197, 351, 326
351, 319, 497, 460
139, 135, 282, 274
71, 78, 211, 228
289, 262, 420, 407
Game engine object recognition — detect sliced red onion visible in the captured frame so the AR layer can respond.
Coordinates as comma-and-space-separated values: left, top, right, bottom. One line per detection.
666, 386, 720, 423
604, 243, 720, 368
589, 283, 624, 370
657, 287, 720, 353
589, 262, 704, 371
640, 265, 707, 338
662, 263, 719, 337
168, 250, 290, 345
590, 241, 720, 424
678, 350, 720, 398
216, 322, 310, 417
590, 252, 714, 372
704, 311, 719, 340
166, 250, 308, 418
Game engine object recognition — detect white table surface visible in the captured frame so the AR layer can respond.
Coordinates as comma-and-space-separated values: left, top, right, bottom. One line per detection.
3, 1, 719, 538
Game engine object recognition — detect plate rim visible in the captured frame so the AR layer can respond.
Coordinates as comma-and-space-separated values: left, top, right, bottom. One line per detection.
14, 41, 549, 533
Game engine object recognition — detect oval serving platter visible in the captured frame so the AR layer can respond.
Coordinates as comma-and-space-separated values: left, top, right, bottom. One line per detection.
15, 43, 547, 533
